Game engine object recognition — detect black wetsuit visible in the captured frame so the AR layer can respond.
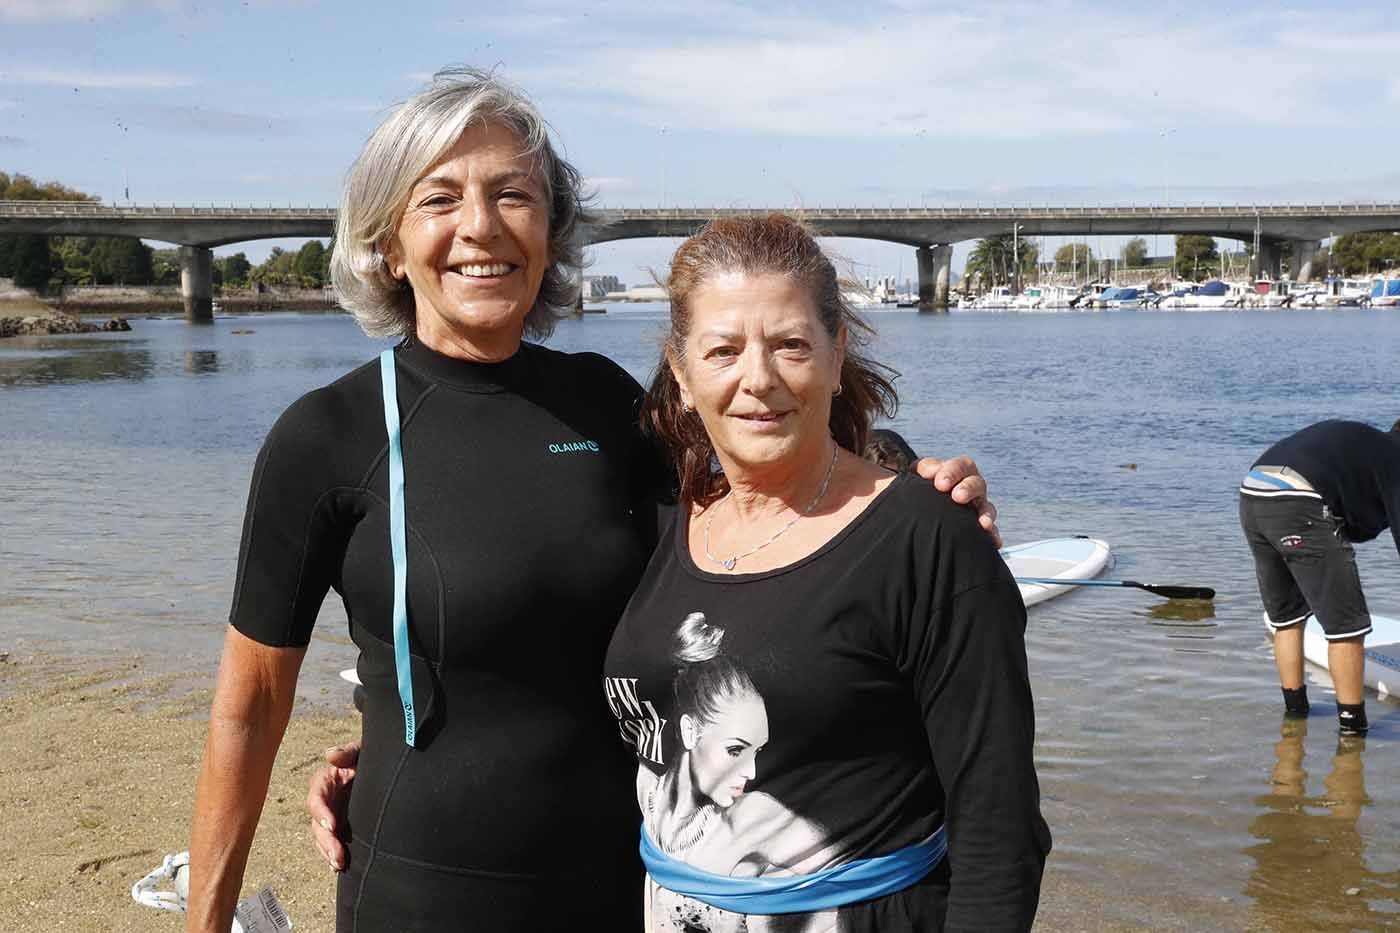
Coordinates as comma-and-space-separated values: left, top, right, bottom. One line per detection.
603, 473, 1051, 931
230, 340, 665, 931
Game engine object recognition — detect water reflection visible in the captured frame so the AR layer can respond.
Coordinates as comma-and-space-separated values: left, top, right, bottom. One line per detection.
1147, 600, 1218, 623
184, 350, 220, 375
1245, 719, 1400, 927
0, 347, 155, 386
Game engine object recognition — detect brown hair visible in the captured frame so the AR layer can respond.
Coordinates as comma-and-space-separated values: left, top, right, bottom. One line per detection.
643, 214, 898, 506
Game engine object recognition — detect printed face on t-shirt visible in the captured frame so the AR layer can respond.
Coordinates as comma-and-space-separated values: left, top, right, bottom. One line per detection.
684, 692, 769, 808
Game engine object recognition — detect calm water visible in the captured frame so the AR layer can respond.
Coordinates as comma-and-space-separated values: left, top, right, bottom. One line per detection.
3, 306, 1399, 929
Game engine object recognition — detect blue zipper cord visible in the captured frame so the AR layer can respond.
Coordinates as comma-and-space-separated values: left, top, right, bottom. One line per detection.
379, 349, 416, 746
639, 823, 946, 914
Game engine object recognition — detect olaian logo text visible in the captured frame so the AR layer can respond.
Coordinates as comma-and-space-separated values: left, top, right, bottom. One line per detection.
548, 440, 601, 454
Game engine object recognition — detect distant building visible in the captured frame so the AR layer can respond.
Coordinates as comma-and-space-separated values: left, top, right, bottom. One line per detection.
582, 274, 624, 299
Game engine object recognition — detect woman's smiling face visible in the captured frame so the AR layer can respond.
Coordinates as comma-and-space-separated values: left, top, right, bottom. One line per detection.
383, 121, 551, 360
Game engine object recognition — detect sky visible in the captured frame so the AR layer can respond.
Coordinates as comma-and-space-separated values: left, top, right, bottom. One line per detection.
3, 0, 1398, 281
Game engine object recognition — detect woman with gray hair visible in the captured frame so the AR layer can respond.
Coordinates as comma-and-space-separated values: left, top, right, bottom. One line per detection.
188, 67, 995, 932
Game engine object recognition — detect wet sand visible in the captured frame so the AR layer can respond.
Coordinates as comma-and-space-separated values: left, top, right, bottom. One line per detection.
0, 646, 354, 932
0, 642, 1270, 932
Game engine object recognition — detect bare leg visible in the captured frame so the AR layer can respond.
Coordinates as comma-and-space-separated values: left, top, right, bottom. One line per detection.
1273, 625, 1306, 690
1327, 636, 1365, 706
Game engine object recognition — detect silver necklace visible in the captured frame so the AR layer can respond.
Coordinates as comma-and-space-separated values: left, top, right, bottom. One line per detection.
703, 444, 839, 571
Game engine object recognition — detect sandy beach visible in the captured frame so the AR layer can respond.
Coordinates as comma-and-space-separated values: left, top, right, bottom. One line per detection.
0, 639, 1306, 932
0, 645, 355, 932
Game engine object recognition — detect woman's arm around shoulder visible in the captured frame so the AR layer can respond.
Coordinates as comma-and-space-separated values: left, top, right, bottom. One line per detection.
186, 626, 306, 932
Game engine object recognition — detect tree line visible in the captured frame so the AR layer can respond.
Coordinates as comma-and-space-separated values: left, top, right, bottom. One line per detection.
0, 171, 332, 291
963, 230, 1400, 286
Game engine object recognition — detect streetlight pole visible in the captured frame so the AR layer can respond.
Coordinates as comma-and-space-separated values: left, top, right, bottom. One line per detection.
1160, 128, 1175, 207
659, 124, 668, 207
1012, 223, 1023, 295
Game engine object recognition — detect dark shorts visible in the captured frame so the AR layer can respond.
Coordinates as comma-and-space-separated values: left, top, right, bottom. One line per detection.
1239, 493, 1372, 640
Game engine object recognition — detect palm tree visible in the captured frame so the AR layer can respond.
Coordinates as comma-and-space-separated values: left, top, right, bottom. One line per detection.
965, 234, 1039, 290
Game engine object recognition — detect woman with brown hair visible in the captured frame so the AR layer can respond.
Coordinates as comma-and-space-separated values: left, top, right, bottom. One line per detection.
603, 214, 1049, 931
220, 68, 996, 932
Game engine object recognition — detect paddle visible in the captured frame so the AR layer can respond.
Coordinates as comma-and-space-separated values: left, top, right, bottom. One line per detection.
1014, 577, 1215, 600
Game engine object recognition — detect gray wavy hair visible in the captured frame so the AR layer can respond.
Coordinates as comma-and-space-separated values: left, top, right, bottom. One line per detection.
330, 66, 592, 340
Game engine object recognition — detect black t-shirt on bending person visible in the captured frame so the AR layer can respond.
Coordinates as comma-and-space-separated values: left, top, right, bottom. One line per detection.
603, 472, 1051, 932
229, 339, 666, 925
1253, 419, 1400, 557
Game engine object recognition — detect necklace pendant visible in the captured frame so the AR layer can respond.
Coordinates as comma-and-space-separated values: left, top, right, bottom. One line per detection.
723, 557, 737, 571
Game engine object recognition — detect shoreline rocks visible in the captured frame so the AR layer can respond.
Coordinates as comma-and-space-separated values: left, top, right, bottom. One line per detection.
0, 310, 130, 338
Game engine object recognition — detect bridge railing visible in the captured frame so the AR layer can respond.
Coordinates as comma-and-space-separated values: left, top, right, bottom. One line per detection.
0, 201, 336, 218
595, 203, 1400, 220
6, 200, 1400, 221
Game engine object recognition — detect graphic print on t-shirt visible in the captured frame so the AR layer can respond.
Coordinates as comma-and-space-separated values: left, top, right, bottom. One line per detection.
605, 611, 839, 932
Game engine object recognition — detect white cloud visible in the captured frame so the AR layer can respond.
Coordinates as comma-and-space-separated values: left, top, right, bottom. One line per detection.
584, 176, 638, 195
0, 0, 176, 20
132, 105, 295, 136
518, 4, 1400, 141
3, 65, 195, 89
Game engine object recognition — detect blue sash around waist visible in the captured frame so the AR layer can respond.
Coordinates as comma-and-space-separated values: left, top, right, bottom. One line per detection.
639, 823, 947, 914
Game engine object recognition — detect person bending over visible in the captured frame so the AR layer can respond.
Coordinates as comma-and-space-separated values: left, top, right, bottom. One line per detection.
1240, 418, 1400, 736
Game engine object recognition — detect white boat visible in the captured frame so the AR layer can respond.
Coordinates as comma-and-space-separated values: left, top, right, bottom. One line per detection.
1332, 277, 1374, 306
1090, 285, 1151, 310
1153, 279, 1245, 309
1254, 279, 1302, 309
968, 285, 1015, 309
1367, 275, 1400, 307
1010, 283, 1080, 309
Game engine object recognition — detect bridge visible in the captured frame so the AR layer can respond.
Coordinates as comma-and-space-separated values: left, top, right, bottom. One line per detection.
6, 200, 1400, 320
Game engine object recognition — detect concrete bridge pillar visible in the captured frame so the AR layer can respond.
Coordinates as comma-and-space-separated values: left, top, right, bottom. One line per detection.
179, 245, 214, 323
931, 244, 953, 310
1291, 239, 1320, 283
916, 245, 934, 309
916, 245, 953, 311
1252, 240, 1283, 282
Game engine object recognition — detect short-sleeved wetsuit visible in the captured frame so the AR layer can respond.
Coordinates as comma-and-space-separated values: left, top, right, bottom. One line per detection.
603, 473, 1051, 931
230, 339, 666, 931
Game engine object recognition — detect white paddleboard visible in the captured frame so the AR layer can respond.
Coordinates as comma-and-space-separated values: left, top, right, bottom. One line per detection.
1000, 536, 1112, 608
1266, 612, 1400, 699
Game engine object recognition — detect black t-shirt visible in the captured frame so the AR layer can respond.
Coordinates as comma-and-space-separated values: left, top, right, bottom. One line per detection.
1254, 420, 1400, 556
603, 472, 1051, 932
229, 340, 665, 906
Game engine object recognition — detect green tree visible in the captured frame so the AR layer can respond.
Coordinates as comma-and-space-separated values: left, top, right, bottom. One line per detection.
87, 237, 153, 285
1121, 237, 1149, 268
151, 248, 182, 286
1, 171, 98, 202
965, 234, 1039, 288
1053, 241, 1095, 270
1, 173, 100, 286
56, 237, 96, 284
220, 252, 252, 287
252, 247, 297, 285
1175, 235, 1218, 279
11, 235, 56, 289
293, 240, 327, 286
1331, 232, 1400, 275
